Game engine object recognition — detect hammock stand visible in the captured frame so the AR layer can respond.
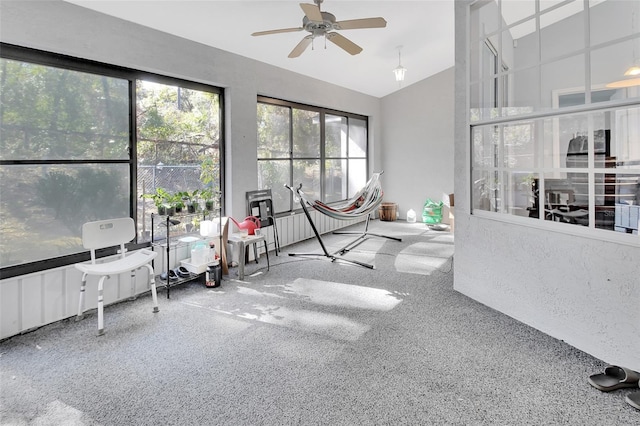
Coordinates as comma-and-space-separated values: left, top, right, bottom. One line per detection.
285, 172, 400, 269
332, 212, 402, 255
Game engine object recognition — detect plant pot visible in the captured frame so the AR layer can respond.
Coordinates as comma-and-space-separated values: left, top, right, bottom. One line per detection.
205, 200, 214, 211
166, 206, 176, 216
188, 203, 199, 214
157, 205, 167, 216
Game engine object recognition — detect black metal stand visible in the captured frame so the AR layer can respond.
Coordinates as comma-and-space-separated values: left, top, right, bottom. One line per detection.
332, 213, 402, 255
285, 184, 375, 269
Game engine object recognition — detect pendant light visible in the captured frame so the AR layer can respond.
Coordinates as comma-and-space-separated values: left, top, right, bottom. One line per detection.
607, 11, 640, 88
393, 46, 407, 84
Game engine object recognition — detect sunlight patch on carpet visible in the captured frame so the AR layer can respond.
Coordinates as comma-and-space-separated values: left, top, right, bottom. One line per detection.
35, 400, 85, 425
238, 305, 370, 341
395, 242, 454, 275
284, 278, 402, 311
236, 286, 286, 299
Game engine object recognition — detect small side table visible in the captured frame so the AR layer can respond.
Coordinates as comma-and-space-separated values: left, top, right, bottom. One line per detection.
227, 233, 270, 280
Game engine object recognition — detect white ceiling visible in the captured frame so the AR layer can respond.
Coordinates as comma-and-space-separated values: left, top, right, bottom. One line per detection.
63, 0, 455, 98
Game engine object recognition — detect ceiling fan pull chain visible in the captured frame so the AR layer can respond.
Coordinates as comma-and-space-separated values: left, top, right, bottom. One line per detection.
324, 34, 327, 50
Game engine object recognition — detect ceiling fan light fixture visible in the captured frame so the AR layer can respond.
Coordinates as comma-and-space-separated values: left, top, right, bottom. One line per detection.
393, 46, 406, 83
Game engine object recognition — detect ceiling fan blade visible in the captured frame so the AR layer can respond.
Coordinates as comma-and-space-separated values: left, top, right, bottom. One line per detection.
252, 27, 303, 37
335, 17, 387, 30
288, 35, 313, 58
300, 3, 323, 22
326, 32, 363, 56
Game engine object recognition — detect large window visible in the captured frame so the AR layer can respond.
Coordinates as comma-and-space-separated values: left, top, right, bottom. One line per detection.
470, 0, 640, 240
257, 97, 368, 213
136, 80, 222, 242
0, 45, 223, 276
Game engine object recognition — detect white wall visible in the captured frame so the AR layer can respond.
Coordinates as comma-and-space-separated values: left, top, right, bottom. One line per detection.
455, 0, 640, 370
380, 69, 455, 222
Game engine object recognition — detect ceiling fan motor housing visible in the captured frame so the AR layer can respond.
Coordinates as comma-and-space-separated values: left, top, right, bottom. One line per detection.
303, 12, 337, 36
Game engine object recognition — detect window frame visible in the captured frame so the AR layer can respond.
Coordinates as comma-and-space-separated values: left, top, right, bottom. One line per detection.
257, 96, 368, 214
468, 1, 640, 246
0, 43, 225, 279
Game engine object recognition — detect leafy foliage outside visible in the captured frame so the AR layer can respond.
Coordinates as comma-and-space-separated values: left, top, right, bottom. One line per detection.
0, 58, 221, 268
256, 100, 368, 213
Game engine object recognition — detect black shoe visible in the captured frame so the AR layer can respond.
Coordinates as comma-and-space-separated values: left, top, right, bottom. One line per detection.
168, 269, 179, 281
176, 266, 191, 278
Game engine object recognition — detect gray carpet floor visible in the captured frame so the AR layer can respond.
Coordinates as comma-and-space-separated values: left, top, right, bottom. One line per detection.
1, 220, 638, 425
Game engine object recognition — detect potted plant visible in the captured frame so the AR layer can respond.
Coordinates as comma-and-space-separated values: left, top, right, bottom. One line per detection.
200, 187, 218, 211
173, 191, 187, 214
141, 187, 171, 216
185, 189, 200, 213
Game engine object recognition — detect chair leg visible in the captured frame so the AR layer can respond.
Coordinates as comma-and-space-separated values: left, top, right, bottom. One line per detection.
76, 273, 88, 320
145, 264, 159, 313
264, 240, 270, 272
129, 270, 137, 301
97, 275, 108, 336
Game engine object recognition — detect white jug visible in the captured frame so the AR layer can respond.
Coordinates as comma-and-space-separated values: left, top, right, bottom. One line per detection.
407, 209, 416, 223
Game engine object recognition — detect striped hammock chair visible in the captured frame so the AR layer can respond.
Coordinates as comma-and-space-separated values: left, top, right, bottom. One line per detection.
285, 171, 401, 269
296, 172, 384, 220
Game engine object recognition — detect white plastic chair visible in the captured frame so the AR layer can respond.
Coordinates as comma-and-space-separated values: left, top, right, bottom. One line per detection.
75, 217, 159, 335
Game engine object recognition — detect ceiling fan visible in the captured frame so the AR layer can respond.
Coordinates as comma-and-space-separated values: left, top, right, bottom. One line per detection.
251, 0, 387, 58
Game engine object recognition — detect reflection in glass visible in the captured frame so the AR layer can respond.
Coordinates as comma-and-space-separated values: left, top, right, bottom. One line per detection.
593, 40, 640, 91
257, 103, 290, 159
589, 0, 640, 47
0, 164, 129, 268
325, 159, 347, 203
508, 19, 538, 70
325, 115, 347, 158
470, 0, 640, 237
501, 0, 535, 26
348, 159, 367, 198
258, 160, 291, 213
0, 59, 129, 161
541, 172, 590, 227
609, 172, 640, 233
473, 168, 500, 212
348, 118, 367, 158
504, 171, 539, 218
504, 66, 539, 116
293, 160, 320, 201
503, 121, 535, 168
472, 125, 499, 169
293, 109, 320, 158
611, 107, 640, 167
541, 54, 585, 108
540, 1, 585, 62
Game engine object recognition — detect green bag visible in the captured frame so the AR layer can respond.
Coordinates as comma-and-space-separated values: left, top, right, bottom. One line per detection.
422, 198, 443, 224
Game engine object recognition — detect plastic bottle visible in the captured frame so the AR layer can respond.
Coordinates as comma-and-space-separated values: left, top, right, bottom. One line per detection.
407, 209, 416, 223
191, 241, 208, 265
